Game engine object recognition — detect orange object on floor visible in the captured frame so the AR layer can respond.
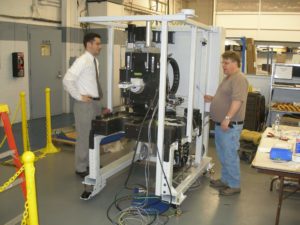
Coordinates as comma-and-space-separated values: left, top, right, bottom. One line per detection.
0, 104, 26, 198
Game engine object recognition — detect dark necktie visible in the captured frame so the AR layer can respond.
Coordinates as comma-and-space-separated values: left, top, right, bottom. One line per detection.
93, 58, 103, 99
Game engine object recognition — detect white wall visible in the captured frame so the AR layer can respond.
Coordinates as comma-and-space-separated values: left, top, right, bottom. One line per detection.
0, 0, 61, 22
214, 1, 300, 103
0, 0, 87, 118
0, 0, 33, 16
0, 1, 60, 122
0, 40, 29, 122
215, 12, 300, 42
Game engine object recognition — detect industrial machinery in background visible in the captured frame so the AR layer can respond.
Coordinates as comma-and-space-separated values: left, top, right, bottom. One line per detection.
78, 13, 224, 206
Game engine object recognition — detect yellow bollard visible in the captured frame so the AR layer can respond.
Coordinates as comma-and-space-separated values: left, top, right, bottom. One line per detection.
41, 88, 60, 154
20, 92, 30, 152
22, 151, 39, 225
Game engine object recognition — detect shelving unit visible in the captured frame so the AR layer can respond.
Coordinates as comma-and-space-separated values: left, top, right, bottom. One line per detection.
267, 63, 300, 125
255, 42, 300, 76
270, 108, 300, 115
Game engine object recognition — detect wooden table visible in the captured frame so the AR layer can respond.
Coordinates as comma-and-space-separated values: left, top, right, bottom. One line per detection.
252, 125, 300, 225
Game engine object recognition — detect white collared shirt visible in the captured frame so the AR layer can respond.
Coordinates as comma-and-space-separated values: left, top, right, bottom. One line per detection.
63, 51, 100, 101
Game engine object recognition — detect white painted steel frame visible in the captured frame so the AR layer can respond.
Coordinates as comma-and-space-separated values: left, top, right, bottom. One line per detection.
186, 26, 198, 142
107, 27, 114, 110
79, 13, 218, 205
82, 133, 134, 200
155, 20, 168, 197
195, 30, 209, 164
79, 14, 210, 31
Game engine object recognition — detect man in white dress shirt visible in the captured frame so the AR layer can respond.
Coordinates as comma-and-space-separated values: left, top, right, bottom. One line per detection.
63, 33, 104, 178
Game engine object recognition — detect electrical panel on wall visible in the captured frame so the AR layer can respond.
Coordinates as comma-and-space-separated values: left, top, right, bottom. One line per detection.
12, 52, 25, 77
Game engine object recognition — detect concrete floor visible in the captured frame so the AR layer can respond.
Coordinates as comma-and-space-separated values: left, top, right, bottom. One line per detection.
0, 114, 299, 225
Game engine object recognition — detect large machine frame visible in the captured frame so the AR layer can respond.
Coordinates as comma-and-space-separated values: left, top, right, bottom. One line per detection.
78, 13, 224, 205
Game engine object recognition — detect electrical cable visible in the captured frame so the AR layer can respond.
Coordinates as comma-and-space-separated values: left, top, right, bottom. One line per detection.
107, 94, 173, 224
108, 86, 177, 224
167, 57, 180, 95
124, 90, 159, 190
107, 193, 164, 225
106, 195, 132, 225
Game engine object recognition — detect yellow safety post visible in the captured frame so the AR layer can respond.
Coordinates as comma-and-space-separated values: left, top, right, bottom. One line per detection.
22, 151, 39, 225
20, 92, 30, 152
41, 88, 60, 154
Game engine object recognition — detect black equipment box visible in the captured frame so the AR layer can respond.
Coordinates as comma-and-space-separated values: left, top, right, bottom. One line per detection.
91, 113, 131, 135
91, 113, 186, 144
124, 119, 186, 145
244, 92, 265, 131
120, 52, 160, 106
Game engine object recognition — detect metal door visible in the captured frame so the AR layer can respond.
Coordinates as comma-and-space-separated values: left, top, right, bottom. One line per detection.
29, 28, 62, 118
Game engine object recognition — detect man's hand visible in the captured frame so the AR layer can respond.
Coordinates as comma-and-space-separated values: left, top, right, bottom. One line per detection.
204, 95, 213, 103
221, 119, 230, 131
81, 95, 92, 102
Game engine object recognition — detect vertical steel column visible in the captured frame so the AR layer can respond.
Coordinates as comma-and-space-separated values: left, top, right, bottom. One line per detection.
186, 26, 198, 142
146, 21, 152, 48
155, 20, 168, 197
240, 37, 246, 73
107, 26, 114, 110
195, 30, 208, 164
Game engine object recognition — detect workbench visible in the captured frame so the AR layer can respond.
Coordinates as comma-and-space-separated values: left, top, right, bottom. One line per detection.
252, 125, 300, 225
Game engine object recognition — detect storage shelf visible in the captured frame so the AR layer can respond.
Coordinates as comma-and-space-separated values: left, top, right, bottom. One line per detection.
272, 85, 300, 90
257, 51, 299, 55
270, 108, 300, 115
268, 63, 300, 125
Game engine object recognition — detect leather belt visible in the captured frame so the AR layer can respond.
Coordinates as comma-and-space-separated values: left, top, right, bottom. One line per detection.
215, 121, 244, 126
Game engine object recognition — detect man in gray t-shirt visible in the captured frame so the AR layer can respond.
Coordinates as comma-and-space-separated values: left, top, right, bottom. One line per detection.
204, 51, 248, 196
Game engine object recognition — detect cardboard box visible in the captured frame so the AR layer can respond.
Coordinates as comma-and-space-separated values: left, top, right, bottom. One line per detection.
292, 54, 300, 64
281, 116, 300, 127
246, 38, 254, 45
246, 38, 256, 74
276, 54, 287, 63
262, 64, 272, 73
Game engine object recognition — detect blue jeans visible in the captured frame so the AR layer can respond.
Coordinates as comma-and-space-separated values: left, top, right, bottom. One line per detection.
215, 124, 243, 188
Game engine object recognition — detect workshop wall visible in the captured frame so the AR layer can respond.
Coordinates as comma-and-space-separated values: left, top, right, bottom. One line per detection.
0, 0, 61, 122
214, 0, 300, 42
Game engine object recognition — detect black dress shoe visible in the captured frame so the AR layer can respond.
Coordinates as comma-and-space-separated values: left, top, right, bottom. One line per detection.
75, 170, 89, 178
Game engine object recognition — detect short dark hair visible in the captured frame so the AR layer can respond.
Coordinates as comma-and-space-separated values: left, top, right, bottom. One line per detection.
83, 32, 101, 48
222, 51, 241, 68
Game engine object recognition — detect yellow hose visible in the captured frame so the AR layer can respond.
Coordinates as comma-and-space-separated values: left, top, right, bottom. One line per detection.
240, 129, 262, 145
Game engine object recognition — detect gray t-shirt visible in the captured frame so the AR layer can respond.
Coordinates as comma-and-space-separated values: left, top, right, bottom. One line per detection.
210, 72, 248, 123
